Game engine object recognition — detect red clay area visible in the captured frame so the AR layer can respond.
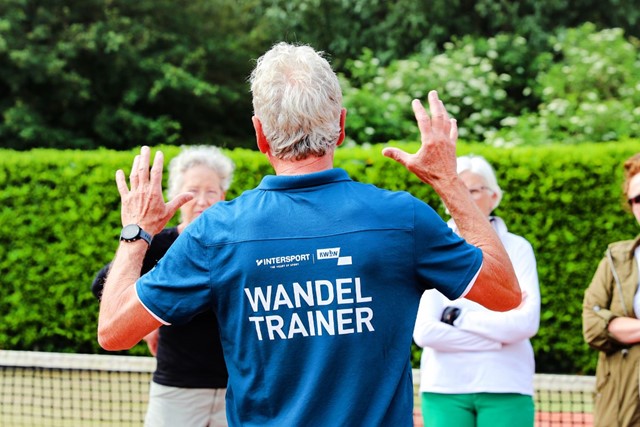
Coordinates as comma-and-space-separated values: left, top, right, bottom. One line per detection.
413, 410, 593, 427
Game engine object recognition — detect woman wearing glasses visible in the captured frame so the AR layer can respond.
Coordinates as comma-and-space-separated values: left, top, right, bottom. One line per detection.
413, 155, 540, 427
583, 153, 640, 427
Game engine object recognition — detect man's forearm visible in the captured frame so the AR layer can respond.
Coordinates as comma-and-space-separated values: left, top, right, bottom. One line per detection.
97, 240, 154, 350
97, 146, 191, 351
435, 177, 521, 311
381, 93, 520, 311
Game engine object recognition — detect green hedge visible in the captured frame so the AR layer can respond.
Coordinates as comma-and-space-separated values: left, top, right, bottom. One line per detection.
1, 142, 640, 373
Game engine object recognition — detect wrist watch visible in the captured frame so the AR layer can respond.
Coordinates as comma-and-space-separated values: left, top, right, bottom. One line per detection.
120, 224, 152, 245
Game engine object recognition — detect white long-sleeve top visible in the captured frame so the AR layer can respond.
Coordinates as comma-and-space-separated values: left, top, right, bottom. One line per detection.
413, 216, 540, 395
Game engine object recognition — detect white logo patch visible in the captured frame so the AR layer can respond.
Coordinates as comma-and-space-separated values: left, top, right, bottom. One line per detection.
317, 247, 352, 266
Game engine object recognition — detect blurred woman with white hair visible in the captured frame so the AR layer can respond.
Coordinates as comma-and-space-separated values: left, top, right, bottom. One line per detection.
413, 155, 540, 427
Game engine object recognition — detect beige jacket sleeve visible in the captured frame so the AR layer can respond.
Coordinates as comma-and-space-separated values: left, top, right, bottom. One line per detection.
582, 254, 626, 354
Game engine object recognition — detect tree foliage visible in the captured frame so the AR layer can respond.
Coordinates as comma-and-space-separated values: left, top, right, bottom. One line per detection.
257, 0, 640, 71
341, 24, 640, 147
1, 0, 640, 150
0, 0, 258, 150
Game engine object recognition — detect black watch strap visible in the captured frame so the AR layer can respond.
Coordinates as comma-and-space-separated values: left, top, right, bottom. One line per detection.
120, 224, 152, 245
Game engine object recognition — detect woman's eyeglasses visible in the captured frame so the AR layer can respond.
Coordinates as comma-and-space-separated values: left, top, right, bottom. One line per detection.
469, 186, 493, 199
628, 194, 640, 206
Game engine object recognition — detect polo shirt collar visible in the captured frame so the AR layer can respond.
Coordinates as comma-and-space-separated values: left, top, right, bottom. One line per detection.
257, 168, 351, 191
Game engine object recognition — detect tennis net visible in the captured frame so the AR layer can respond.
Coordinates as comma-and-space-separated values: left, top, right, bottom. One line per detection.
1, 350, 155, 427
1, 350, 595, 426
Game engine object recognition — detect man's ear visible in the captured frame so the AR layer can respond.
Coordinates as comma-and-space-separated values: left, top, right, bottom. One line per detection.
337, 108, 347, 146
252, 116, 270, 154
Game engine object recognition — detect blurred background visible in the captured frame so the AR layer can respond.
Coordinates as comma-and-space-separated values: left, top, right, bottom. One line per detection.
1, 0, 639, 152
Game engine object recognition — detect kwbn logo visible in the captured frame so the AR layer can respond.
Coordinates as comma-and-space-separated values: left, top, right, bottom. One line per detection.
316, 247, 352, 266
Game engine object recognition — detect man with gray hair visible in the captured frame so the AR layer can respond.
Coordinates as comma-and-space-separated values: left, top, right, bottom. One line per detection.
98, 42, 521, 426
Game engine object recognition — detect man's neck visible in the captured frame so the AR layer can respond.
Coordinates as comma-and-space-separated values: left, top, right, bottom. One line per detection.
270, 153, 335, 176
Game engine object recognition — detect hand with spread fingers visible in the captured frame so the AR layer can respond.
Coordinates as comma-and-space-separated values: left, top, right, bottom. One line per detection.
115, 146, 194, 235
382, 91, 459, 189
385, 91, 521, 313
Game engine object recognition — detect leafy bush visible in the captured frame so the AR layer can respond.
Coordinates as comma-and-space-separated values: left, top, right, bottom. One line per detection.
493, 23, 640, 146
2, 1, 640, 152
255, 0, 640, 74
2, 142, 640, 374
342, 23, 640, 149
341, 33, 550, 146
0, 146, 270, 356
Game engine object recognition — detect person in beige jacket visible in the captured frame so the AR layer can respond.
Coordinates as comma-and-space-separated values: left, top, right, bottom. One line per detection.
583, 152, 640, 427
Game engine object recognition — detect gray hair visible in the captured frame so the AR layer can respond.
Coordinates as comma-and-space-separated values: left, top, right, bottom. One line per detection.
167, 145, 235, 200
249, 42, 343, 161
457, 155, 503, 210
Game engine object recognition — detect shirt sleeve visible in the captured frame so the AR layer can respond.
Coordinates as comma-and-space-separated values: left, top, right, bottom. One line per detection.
582, 253, 625, 353
413, 290, 502, 351
413, 199, 483, 300
136, 224, 213, 325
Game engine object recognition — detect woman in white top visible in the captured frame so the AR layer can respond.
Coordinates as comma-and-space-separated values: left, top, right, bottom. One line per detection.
413, 155, 540, 427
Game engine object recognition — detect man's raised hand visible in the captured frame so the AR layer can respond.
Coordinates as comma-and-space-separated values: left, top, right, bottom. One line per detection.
115, 146, 194, 235
382, 91, 459, 189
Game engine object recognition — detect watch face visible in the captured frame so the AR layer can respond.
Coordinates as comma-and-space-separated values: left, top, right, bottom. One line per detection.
121, 224, 140, 240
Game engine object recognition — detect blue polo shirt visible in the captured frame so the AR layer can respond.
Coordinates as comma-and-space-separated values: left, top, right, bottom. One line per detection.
137, 168, 482, 426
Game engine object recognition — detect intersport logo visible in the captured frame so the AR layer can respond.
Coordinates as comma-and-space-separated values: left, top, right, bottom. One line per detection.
255, 253, 311, 267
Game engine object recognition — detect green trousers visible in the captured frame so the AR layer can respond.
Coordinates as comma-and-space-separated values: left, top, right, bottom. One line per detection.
421, 392, 534, 427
